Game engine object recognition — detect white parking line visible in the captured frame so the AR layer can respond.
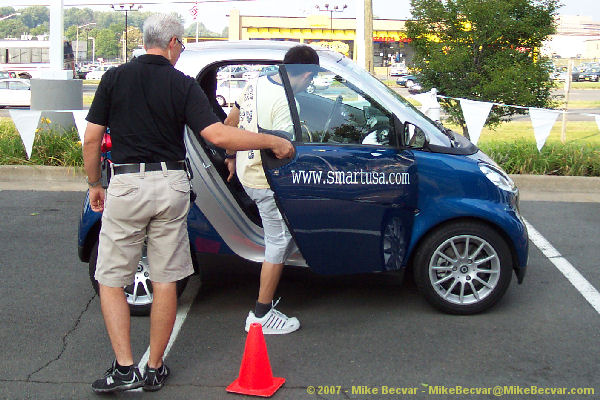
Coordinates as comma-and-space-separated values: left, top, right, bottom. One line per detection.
132, 275, 201, 390
525, 218, 600, 314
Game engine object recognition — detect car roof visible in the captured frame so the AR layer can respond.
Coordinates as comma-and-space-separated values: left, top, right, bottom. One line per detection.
176, 40, 343, 78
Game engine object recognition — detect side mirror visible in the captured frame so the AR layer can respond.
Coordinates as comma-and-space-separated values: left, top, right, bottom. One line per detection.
403, 122, 427, 149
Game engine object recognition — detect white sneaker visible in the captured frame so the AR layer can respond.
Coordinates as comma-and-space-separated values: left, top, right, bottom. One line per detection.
245, 307, 300, 335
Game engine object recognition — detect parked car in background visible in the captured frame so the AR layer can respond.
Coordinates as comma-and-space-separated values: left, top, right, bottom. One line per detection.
217, 65, 247, 80
79, 41, 528, 316
577, 67, 600, 82
389, 63, 408, 76
85, 64, 115, 80
396, 74, 419, 88
216, 77, 248, 106
306, 72, 334, 93
0, 78, 31, 107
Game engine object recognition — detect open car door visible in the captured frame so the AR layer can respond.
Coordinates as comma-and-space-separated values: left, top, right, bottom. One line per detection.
262, 65, 418, 274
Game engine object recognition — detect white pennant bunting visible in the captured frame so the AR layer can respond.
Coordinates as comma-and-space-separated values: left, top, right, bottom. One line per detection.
459, 99, 493, 145
9, 110, 42, 159
72, 110, 89, 143
529, 108, 561, 151
410, 92, 431, 111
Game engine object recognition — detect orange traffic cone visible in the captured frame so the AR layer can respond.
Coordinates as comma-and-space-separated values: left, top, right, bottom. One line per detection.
226, 323, 286, 397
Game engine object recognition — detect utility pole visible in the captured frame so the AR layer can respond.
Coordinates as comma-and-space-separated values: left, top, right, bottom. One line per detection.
356, 0, 373, 73
561, 59, 573, 143
364, 0, 373, 74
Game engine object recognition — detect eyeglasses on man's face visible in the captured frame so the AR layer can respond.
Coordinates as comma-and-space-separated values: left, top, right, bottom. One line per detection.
175, 37, 185, 52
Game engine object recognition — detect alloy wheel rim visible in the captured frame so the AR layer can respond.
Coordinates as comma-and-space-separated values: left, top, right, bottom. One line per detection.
428, 234, 500, 305
124, 255, 153, 306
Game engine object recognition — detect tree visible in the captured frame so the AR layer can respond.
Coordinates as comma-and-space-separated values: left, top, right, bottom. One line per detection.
0, 19, 28, 38
95, 28, 119, 60
19, 6, 49, 30
184, 21, 222, 38
406, 0, 559, 139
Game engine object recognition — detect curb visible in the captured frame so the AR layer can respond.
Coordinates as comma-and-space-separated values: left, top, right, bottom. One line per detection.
0, 165, 599, 201
0, 165, 86, 191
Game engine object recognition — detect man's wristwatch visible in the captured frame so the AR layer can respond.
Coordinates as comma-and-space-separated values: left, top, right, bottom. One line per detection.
86, 177, 101, 187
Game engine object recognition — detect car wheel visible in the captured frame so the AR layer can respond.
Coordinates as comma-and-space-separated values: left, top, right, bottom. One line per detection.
216, 95, 226, 107
413, 221, 512, 314
405, 79, 415, 88
89, 240, 189, 316
306, 84, 315, 93
382, 216, 406, 271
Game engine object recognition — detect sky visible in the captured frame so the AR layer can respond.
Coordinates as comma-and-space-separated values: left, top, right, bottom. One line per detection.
7, 0, 600, 34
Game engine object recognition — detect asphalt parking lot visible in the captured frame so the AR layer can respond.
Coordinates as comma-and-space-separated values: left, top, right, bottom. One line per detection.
0, 176, 599, 399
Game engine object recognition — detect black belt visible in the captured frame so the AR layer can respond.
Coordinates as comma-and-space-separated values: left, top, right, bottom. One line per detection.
112, 161, 186, 175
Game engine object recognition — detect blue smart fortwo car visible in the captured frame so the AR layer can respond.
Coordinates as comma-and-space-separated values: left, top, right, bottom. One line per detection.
78, 41, 527, 316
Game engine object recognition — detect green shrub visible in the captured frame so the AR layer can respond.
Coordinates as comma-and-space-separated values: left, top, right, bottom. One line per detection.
0, 118, 83, 167
479, 139, 600, 176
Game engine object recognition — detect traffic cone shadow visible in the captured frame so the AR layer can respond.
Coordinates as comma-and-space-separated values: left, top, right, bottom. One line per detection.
226, 323, 285, 397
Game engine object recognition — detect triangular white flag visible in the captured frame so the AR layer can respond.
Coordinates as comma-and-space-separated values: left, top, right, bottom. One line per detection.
529, 108, 561, 151
411, 92, 432, 112
594, 114, 600, 132
9, 110, 42, 159
72, 110, 88, 143
459, 99, 493, 145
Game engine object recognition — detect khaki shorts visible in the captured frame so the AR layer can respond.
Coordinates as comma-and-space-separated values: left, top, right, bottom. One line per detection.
95, 168, 194, 287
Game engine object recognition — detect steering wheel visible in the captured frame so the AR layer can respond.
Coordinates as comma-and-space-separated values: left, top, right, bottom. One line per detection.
321, 95, 343, 142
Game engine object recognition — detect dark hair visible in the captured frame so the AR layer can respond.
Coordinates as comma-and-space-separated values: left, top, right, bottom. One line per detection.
283, 45, 320, 76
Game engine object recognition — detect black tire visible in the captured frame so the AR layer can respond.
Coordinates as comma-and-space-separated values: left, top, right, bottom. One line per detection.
216, 95, 226, 107
413, 221, 512, 315
89, 240, 189, 316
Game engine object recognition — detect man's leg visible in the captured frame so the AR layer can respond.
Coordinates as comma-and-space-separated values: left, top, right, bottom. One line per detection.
257, 261, 284, 304
148, 281, 177, 369
99, 284, 134, 366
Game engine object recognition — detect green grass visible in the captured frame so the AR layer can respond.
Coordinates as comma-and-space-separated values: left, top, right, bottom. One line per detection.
479, 139, 600, 176
0, 118, 83, 167
474, 120, 600, 146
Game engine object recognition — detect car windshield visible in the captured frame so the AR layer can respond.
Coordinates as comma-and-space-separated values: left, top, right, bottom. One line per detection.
337, 57, 452, 147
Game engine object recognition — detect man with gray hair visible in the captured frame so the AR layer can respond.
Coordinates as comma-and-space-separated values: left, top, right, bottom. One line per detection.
84, 13, 294, 393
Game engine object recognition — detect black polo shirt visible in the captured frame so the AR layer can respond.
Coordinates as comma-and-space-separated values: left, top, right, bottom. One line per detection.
86, 54, 219, 163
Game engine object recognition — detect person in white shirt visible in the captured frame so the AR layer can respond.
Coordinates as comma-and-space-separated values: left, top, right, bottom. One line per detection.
224, 45, 319, 334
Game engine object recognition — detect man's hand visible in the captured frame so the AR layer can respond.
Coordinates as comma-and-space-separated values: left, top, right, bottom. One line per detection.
89, 186, 105, 212
271, 136, 295, 159
225, 158, 236, 182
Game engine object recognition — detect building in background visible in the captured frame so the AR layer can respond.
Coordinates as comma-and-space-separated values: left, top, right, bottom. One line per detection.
543, 15, 600, 60
226, 9, 413, 76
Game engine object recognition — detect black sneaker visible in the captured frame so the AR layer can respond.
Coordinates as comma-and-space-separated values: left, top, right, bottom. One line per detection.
143, 363, 170, 392
91, 360, 144, 393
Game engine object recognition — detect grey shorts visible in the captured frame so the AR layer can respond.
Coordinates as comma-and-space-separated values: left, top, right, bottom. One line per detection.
244, 186, 297, 264
95, 168, 194, 287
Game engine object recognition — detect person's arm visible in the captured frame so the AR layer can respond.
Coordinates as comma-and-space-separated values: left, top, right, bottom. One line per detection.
200, 122, 294, 159
83, 122, 106, 213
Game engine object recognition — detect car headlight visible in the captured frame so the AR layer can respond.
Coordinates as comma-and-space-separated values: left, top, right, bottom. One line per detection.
479, 163, 516, 192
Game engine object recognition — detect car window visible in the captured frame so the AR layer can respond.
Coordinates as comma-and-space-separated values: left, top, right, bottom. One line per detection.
290, 68, 394, 146
8, 81, 29, 90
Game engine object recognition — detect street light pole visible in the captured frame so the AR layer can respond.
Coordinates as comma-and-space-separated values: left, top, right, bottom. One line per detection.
315, 3, 348, 37
75, 22, 95, 65
111, 3, 142, 62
